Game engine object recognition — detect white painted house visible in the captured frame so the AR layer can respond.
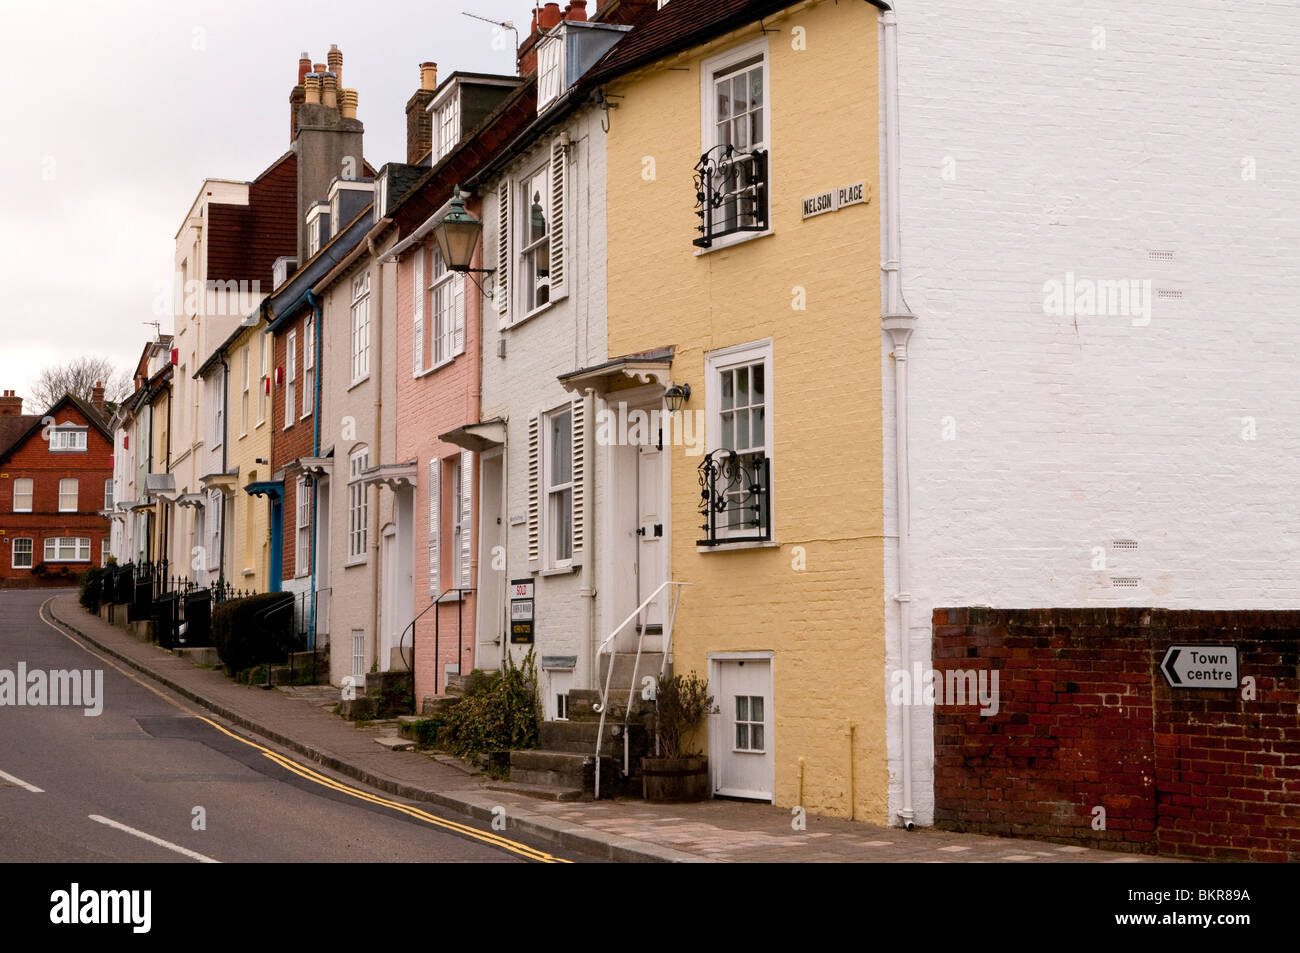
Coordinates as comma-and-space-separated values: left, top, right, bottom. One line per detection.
882, 0, 1300, 826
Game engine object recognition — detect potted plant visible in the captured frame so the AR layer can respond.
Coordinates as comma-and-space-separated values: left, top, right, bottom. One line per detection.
642, 671, 714, 803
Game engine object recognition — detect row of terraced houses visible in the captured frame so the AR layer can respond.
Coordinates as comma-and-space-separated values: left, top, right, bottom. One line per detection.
103, 0, 1299, 858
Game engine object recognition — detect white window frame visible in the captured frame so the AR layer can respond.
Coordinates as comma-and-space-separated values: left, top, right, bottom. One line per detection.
302, 317, 315, 418
697, 38, 772, 253
12, 478, 32, 513
733, 694, 767, 753
351, 272, 371, 384
542, 406, 574, 569
437, 95, 460, 160
44, 536, 91, 563
347, 448, 369, 563
537, 33, 564, 111
518, 162, 553, 318
104, 479, 113, 511
58, 478, 78, 513
11, 537, 33, 569
429, 249, 464, 368
296, 476, 311, 577
210, 375, 224, 449
308, 216, 322, 258
258, 334, 269, 425
49, 427, 89, 452
240, 345, 250, 436
285, 331, 297, 429
703, 339, 775, 548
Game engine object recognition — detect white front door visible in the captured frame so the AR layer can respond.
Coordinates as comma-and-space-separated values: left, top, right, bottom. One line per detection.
475, 450, 505, 671
380, 527, 397, 669
711, 655, 774, 801
636, 442, 666, 648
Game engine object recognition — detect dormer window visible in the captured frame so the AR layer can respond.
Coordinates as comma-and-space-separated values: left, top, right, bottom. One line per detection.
306, 203, 331, 258
436, 95, 460, 161
538, 35, 564, 111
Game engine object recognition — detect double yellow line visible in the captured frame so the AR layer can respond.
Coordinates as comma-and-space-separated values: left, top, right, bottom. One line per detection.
40, 598, 570, 864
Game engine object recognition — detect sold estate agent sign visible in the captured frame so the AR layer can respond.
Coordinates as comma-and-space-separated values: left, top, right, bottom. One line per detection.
510, 578, 535, 645
1160, 645, 1238, 688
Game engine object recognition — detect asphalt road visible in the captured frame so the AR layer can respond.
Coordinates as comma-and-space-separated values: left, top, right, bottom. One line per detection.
0, 589, 586, 863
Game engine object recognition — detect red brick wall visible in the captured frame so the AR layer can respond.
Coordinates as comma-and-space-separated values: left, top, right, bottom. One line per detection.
933, 607, 1300, 862
0, 404, 112, 586
272, 314, 315, 582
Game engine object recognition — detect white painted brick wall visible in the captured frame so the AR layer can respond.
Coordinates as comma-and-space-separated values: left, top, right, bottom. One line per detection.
479, 108, 609, 690
885, 0, 1300, 824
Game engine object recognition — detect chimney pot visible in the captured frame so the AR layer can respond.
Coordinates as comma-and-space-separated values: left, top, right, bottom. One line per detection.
298, 52, 312, 85
340, 88, 358, 120
565, 1, 587, 21
304, 74, 321, 104
420, 61, 438, 91
321, 72, 338, 109
327, 44, 343, 85
540, 2, 562, 30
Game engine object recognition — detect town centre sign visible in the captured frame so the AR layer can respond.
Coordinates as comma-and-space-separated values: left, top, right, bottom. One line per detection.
1160, 645, 1238, 688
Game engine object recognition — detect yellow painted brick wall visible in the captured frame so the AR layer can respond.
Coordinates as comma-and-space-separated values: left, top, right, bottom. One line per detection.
226, 325, 271, 591
604, 0, 887, 821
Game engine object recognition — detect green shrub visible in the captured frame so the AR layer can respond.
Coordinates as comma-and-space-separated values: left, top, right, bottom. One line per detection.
655, 671, 713, 759
212, 592, 295, 676
441, 651, 541, 758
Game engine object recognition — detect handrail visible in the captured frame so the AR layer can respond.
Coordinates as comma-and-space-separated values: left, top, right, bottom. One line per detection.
592, 580, 691, 799
399, 587, 475, 712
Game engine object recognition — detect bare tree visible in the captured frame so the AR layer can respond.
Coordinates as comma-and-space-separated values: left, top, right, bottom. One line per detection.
28, 357, 133, 415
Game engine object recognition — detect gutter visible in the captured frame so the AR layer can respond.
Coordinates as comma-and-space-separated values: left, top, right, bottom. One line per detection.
306, 289, 324, 652
879, 6, 917, 830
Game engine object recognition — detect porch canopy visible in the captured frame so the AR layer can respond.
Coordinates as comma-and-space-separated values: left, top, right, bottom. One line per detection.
557, 346, 675, 398
199, 468, 239, 495
174, 493, 206, 509
358, 460, 418, 491
439, 418, 507, 452
277, 456, 333, 482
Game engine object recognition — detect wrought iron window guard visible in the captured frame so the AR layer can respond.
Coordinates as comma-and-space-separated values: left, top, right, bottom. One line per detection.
698, 449, 771, 546
693, 144, 769, 249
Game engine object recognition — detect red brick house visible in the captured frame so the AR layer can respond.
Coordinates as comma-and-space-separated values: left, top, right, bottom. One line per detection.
0, 389, 113, 588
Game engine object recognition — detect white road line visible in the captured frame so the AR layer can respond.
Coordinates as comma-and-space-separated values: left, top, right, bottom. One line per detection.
88, 814, 220, 863
0, 769, 43, 793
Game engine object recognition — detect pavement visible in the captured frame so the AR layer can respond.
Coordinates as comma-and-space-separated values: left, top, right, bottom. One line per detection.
46, 592, 1175, 864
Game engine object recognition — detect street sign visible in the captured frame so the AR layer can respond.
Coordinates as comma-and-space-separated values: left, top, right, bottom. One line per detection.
801, 180, 870, 219
1160, 645, 1238, 688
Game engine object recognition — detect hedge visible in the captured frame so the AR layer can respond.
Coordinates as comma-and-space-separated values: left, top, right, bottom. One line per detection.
212, 592, 295, 675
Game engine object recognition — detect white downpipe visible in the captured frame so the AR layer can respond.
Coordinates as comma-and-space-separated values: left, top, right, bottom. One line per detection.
881, 7, 918, 830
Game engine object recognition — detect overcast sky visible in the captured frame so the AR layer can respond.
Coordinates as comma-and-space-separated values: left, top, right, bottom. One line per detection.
2, 0, 523, 410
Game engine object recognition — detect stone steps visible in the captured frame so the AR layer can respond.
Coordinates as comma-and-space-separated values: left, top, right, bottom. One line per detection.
485, 780, 585, 802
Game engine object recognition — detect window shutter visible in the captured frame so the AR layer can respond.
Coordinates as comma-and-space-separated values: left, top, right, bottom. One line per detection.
549, 139, 567, 301
428, 457, 440, 596
459, 449, 473, 588
527, 413, 540, 571
453, 274, 466, 357
571, 395, 585, 561
413, 250, 424, 374
496, 179, 511, 322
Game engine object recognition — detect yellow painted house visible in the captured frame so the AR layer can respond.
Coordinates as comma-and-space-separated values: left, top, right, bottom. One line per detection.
214, 316, 273, 592
598, 0, 887, 820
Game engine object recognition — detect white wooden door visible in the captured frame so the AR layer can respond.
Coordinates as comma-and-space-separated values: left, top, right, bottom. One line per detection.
712, 657, 774, 801
636, 443, 665, 642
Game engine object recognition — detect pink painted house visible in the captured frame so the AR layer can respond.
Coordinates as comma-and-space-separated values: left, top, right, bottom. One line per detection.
390, 67, 530, 704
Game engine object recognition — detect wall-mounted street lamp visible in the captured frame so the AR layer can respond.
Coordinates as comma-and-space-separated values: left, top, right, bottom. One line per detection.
433, 186, 496, 296
663, 383, 691, 414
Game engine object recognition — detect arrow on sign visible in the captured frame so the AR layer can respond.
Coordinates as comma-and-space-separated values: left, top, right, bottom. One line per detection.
1161, 647, 1182, 685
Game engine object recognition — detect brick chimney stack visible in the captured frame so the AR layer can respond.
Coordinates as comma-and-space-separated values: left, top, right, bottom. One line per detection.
519, 1, 590, 76
91, 381, 106, 414
405, 62, 438, 164
292, 44, 365, 264
0, 390, 22, 417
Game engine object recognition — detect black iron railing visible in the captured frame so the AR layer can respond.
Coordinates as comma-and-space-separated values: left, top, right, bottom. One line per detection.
693, 145, 768, 249
698, 450, 771, 546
